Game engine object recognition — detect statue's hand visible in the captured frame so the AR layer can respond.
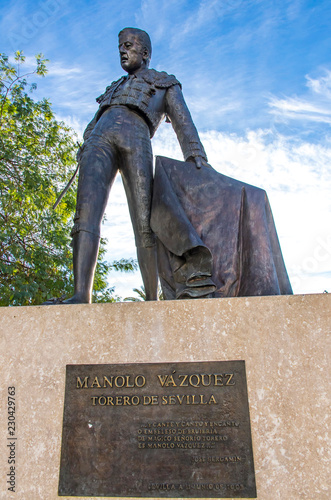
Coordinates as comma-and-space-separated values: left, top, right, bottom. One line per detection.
188, 156, 212, 169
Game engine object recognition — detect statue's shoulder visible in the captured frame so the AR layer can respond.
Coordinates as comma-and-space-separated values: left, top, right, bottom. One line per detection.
143, 69, 181, 88
96, 77, 124, 103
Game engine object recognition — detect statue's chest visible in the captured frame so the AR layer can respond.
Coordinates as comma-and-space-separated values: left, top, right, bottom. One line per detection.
112, 78, 152, 104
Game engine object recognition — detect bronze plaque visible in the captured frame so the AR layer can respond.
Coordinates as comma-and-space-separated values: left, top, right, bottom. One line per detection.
58, 361, 256, 497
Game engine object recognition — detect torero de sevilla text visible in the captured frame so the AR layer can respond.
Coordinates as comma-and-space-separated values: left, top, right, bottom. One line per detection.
91, 394, 217, 406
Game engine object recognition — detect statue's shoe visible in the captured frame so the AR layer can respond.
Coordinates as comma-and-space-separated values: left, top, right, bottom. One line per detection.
41, 296, 66, 305
41, 295, 89, 305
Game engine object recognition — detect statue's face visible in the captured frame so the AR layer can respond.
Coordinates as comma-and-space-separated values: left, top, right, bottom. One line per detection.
118, 31, 147, 74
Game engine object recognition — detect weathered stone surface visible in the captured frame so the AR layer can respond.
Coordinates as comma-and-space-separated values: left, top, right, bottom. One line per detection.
0, 293, 330, 499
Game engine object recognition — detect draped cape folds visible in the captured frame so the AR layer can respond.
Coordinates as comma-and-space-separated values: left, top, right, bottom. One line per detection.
151, 156, 293, 300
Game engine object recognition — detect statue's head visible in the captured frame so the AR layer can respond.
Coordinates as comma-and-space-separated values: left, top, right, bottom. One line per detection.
118, 27, 152, 74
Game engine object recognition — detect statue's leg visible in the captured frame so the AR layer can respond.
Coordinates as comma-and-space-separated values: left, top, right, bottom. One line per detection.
119, 123, 158, 301
64, 136, 118, 304
65, 231, 100, 304
136, 246, 158, 301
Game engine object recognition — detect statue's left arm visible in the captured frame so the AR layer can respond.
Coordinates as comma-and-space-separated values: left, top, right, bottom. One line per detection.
165, 84, 209, 169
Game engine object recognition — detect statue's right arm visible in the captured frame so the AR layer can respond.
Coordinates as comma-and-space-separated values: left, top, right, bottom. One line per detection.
165, 84, 208, 163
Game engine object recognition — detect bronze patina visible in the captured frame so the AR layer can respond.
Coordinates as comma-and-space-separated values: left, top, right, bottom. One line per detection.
51, 27, 209, 305
58, 361, 256, 497
45, 27, 292, 304
151, 157, 293, 299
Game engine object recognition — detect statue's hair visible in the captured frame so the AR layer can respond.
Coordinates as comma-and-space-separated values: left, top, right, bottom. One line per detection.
118, 27, 152, 65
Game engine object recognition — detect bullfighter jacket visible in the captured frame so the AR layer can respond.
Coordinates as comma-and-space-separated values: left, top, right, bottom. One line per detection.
82, 68, 207, 162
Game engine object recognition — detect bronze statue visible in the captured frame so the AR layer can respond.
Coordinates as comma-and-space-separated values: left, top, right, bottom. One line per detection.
45, 27, 292, 304
61, 27, 211, 304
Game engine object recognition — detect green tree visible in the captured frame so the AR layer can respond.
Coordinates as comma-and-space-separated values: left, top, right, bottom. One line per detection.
0, 51, 136, 306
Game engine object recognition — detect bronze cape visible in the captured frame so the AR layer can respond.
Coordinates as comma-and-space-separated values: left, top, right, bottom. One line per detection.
151, 156, 293, 300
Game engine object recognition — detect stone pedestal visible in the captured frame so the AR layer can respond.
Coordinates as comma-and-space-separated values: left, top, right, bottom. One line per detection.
0, 294, 329, 499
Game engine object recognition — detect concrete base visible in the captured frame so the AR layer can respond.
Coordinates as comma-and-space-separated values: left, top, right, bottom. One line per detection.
0, 294, 329, 499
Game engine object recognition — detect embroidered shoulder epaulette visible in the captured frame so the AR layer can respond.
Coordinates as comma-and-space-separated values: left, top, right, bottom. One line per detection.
143, 69, 181, 89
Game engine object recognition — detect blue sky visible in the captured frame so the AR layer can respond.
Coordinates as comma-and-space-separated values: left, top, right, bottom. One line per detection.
1, 0, 331, 297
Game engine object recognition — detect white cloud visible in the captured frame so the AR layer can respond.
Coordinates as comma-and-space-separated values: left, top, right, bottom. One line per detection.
48, 61, 82, 77
269, 97, 331, 117
306, 70, 331, 99
269, 69, 331, 125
